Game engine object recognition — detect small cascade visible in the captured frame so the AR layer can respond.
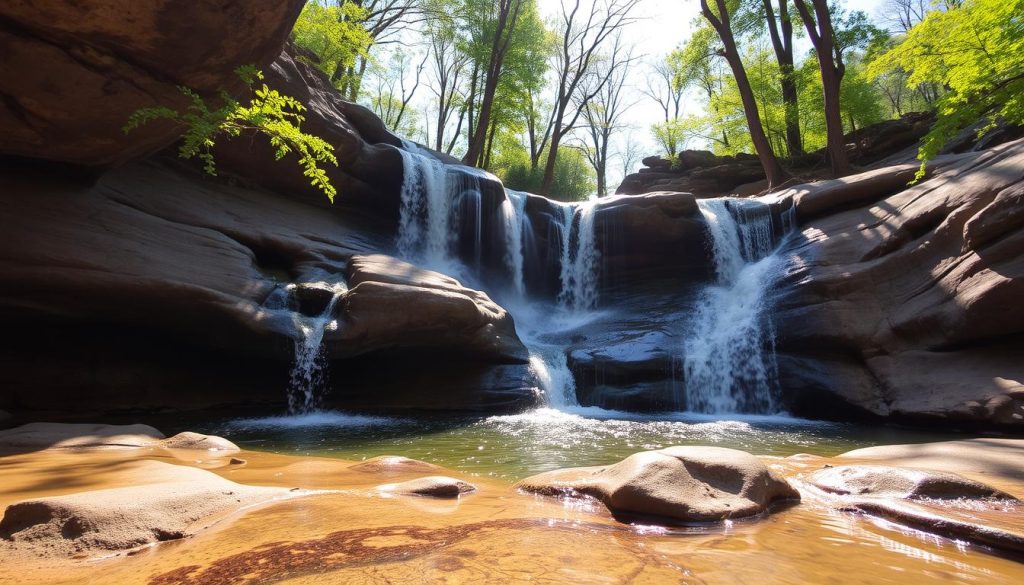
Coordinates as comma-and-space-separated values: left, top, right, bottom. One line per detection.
265, 280, 348, 414
396, 147, 451, 269
682, 198, 789, 414
501, 190, 529, 298
556, 200, 600, 311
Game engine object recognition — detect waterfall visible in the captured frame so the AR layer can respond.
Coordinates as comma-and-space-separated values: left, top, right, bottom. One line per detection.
501, 190, 529, 298
556, 200, 600, 311
288, 283, 347, 413
396, 147, 451, 270
681, 198, 788, 414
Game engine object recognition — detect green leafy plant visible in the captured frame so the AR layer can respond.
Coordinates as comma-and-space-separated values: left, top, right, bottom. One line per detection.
868, 0, 1024, 180
125, 65, 338, 201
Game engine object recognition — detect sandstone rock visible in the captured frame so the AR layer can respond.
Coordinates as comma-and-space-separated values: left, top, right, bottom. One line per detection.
516, 446, 799, 524
160, 432, 240, 453
807, 465, 1016, 501
378, 476, 477, 499
0, 460, 291, 558
349, 456, 444, 474
0, 0, 305, 166
776, 139, 1024, 426
333, 255, 529, 364
836, 438, 1024, 482
0, 423, 164, 451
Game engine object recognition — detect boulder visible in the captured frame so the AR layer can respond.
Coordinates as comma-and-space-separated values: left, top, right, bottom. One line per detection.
0, 460, 292, 558
349, 456, 443, 474
807, 465, 1016, 501
776, 139, 1024, 426
160, 432, 240, 453
0, 0, 305, 166
332, 255, 529, 364
377, 476, 477, 498
516, 446, 799, 524
836, 438, 1024, 482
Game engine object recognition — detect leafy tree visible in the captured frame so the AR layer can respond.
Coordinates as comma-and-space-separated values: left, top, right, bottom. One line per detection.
498, 143, 596, 201
292, 2, 374, 93
869, 0, 1024, 177
125, 66, 338, 201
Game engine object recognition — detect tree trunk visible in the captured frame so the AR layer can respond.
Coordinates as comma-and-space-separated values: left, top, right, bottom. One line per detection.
701, 0, 788, 187
794, 0, 851, 176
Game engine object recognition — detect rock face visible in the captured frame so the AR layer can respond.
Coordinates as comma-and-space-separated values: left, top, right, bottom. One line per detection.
349, 456, 443, 475
378, 476, 477, 499
0, 0, 305, 166
516, 446, 799, 524
0, 423, 240, 453
775, 140, 1024, 426
0, 460, 291, 558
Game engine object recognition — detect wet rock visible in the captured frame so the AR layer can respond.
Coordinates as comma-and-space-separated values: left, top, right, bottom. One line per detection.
0, 0, 305, 166
349, 456, 443, 474
0, 423, 164, 450
160, 432, 240, 453
229, 458, 247, 465
378, 476, 477, 499
516, 446, 799, 524
0, 460, 291, 558
807, 465, 1017, 501
836, 439, 1024, 481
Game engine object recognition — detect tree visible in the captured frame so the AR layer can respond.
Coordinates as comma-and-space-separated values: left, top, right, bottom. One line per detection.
291, 2, 374, 93
340, 0, 427, 100
758, 0, 802, 156
577, 35, 637, 197
641, 56, 686, 123
424, 4, 469, 152
541, 0, 641, 196
793, 0, 847, 175
125, 66, 338, 201
367, 48, 428, 138
462, 0, 527, 166
700, 0, 788, 187
870, 0, 1024, 177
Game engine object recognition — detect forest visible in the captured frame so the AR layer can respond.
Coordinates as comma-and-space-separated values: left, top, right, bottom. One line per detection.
286, 0, 1024, 199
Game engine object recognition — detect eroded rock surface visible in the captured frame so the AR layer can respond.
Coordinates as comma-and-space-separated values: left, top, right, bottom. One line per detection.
807, 465, 1016, 500
776, 140, 1024, 426
516, 446, 799, 524
0, 460, 291, 558
0, 0, 305, 166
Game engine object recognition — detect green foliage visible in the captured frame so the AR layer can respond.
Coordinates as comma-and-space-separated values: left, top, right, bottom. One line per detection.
292, 1, 373, 94
125, 66, 338, 201
869, 0, 1024, 178
498, 145, 596, 202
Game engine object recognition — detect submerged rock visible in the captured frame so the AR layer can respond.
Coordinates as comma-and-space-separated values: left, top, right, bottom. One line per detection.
516, 446, 799, 524
349, 456, 443, 474
378, 476, 477, 499
807, 465, 1017, 501
0, 460, 292, 558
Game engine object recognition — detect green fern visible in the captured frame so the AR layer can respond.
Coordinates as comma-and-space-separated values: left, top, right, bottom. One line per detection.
125, 66, 338, 202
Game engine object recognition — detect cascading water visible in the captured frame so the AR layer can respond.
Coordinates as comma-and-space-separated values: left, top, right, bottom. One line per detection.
556, 200, 600, 312
681, 198, 789, 414
264, 280, 348, 414
501, 190, 529, 298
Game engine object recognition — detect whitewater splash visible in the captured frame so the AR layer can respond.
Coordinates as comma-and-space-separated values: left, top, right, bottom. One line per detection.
682, 198, 791, 414
556, 200, 600, 311
280, 282, 348, 411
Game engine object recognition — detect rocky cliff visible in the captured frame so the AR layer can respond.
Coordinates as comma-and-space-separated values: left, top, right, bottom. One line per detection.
1, 1, 1021, 428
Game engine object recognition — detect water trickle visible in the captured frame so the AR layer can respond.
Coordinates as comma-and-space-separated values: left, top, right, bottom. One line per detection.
280, 282, 348, 414
556, 201, 600, 311
682, 198, 789, 414
396, 148, 451, 269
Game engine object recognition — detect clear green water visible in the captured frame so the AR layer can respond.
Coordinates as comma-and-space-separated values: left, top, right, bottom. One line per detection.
170, 407, 972, 482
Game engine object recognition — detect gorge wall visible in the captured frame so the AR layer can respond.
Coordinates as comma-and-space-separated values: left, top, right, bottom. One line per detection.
0, 0, 1021, 429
